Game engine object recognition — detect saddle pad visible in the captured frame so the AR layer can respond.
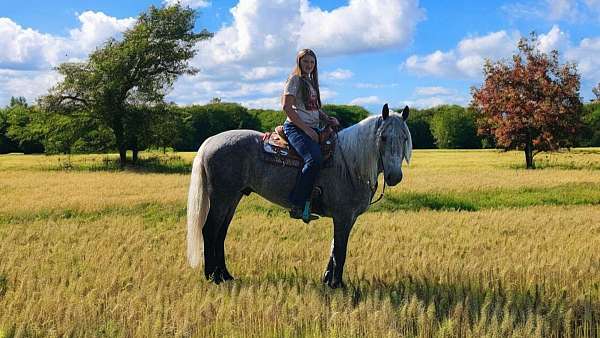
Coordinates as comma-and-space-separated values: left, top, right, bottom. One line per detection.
261, 132, 335, 169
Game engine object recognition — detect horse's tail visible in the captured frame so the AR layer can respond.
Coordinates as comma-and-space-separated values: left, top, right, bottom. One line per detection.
187, 146, 210, 268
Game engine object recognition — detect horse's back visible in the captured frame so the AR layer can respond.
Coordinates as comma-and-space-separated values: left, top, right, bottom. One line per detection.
196, 129, 299, 208
199, 129, 263, 157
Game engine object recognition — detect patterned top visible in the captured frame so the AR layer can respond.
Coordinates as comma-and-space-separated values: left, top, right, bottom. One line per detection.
283, 75, 320, 128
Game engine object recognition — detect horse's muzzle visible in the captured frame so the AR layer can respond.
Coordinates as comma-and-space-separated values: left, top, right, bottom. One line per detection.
385, 172, 403, 186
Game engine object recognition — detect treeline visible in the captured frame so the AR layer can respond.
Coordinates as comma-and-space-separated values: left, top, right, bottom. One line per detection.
0, 98, 370, 154
402, 103, 600, 149
2, 97, 599, 155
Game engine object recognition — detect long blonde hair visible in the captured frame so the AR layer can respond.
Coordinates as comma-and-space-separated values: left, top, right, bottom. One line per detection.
289, 48, 322, 108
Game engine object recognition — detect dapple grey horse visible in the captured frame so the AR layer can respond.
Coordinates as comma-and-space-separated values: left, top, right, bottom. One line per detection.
187, 104, 412, 288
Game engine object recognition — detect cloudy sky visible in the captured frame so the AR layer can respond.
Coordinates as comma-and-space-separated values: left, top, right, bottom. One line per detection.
1, 0, 599, 112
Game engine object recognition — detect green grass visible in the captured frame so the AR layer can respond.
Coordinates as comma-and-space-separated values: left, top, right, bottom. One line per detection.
372, 182, 600, 212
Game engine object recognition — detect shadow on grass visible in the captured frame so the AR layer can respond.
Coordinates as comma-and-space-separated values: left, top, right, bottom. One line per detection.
225, 271, 599, 336
47, 154, 192, 174
371, 192, 477, 212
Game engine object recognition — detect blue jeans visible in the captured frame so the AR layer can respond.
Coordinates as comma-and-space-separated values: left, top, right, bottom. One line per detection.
283, 121, 322, 207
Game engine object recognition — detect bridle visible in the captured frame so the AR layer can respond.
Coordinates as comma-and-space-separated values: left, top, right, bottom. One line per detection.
334, 126, 388, 206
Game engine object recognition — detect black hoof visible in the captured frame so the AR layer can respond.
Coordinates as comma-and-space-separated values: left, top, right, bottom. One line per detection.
221, 268, 234, 281
206, 267, 234, 284
322, 270, 345, 289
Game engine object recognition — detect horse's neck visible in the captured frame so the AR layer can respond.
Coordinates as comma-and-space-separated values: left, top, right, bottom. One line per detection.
336, 117, 380, 184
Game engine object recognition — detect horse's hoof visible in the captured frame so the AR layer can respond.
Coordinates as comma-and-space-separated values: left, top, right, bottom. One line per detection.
222, 269, 235, 281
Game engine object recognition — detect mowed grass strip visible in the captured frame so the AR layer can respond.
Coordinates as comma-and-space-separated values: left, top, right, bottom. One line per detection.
1, 180, 599, 225
372, 182, 600, 212
0, 206, 599, 337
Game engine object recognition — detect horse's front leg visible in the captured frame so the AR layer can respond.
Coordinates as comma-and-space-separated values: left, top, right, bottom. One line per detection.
323, 214, 356, 289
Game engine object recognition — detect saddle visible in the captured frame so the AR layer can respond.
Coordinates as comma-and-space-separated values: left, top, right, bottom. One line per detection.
262, 125, 336, 168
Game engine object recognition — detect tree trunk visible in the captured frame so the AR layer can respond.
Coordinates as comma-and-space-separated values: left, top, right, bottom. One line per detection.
119, 147, 127, 167
525, 139, 535, 169
131, 135, 139, 164
112, 116, 127, 167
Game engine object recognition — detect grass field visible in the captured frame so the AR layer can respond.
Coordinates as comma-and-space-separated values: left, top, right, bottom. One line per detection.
1, 149, 599, 337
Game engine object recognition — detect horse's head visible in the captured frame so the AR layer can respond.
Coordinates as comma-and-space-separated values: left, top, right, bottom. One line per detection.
377, 104, 412, 186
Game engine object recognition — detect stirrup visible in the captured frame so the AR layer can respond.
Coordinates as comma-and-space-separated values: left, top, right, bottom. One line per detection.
302, 201, 319, 223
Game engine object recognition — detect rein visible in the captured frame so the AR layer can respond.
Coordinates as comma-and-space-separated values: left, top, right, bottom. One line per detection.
369, 147, 386, 205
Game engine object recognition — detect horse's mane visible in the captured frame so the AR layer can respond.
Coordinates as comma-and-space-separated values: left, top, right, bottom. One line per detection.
334, 115, 381, 185
334, 113, 412, 186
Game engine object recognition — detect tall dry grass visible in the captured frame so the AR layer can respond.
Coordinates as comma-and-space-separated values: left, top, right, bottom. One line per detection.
0, 149, 599, 337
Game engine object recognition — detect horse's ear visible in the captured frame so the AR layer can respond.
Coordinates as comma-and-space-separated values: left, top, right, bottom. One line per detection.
401, 105, 409, 121
382, 103, 389, 120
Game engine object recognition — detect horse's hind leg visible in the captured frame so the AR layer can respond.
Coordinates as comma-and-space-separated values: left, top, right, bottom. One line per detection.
203, 194, 242, 284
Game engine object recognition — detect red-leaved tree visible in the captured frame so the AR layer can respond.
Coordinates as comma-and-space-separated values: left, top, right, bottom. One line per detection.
471, 34, 582, 169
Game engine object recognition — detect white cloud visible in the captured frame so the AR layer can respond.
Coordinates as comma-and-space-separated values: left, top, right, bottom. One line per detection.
0, 18, 69, 70
319, 88, 337, 101
300, 0, 424, 56
163, 0, 211, 9
69, 11, 135, 53
402, 95, 468, 109
414, 86, 453, 96
239, 96, 281, 109
350, 95, 380, 105
241, 66, 288, 81
177, 0, 424, 109
565, 36, 600, 81
537, 25, 570, 53
403, 50, 459, 77
503, 0, 600, 22
403, 30, 520, 78
322, 68, 353, 80
0, 12, 134, 105
0, 13, 134, 71
0, 0, 426, 108
0, 69, 63, 104
354, 82, 399, 89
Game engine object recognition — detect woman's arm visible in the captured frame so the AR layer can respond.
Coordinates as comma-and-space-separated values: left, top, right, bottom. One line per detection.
283, 95, 319, 142
318, 109, 340, 127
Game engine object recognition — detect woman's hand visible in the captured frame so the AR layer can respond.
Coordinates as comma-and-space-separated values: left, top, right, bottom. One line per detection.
328, 116, 340, 127
305, 128, 319, 143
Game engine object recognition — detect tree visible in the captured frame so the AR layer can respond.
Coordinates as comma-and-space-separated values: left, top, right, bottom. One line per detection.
40, 5, 211, 166
321, 104, 369, 129
181, 102, 261, 151
471, 34, 582, 169
430, 105, 480, 149
0, 107, 19, 154
402, 107, 436, 149
5, 98, 45, 154
249, 109, 286, 132
593, 83, 600, 102
579, 102, 600, 147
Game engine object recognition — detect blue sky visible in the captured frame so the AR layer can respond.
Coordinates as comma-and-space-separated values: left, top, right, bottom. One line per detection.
1, 0, 599, 112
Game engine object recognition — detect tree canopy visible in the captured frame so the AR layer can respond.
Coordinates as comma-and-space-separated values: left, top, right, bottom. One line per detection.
471, 34, 582, 169
40, 5, 211, 165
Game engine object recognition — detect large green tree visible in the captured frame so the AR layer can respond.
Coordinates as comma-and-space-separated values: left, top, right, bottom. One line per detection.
430, 105, 480, 149
4, 98, 45, 154
321, 104, 369, 129
471, 34, 582, 169
41, 5, 211, 165
180, 103, 260, 151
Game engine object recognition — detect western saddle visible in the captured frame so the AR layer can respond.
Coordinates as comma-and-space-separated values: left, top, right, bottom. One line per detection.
262, 125, 336, 168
